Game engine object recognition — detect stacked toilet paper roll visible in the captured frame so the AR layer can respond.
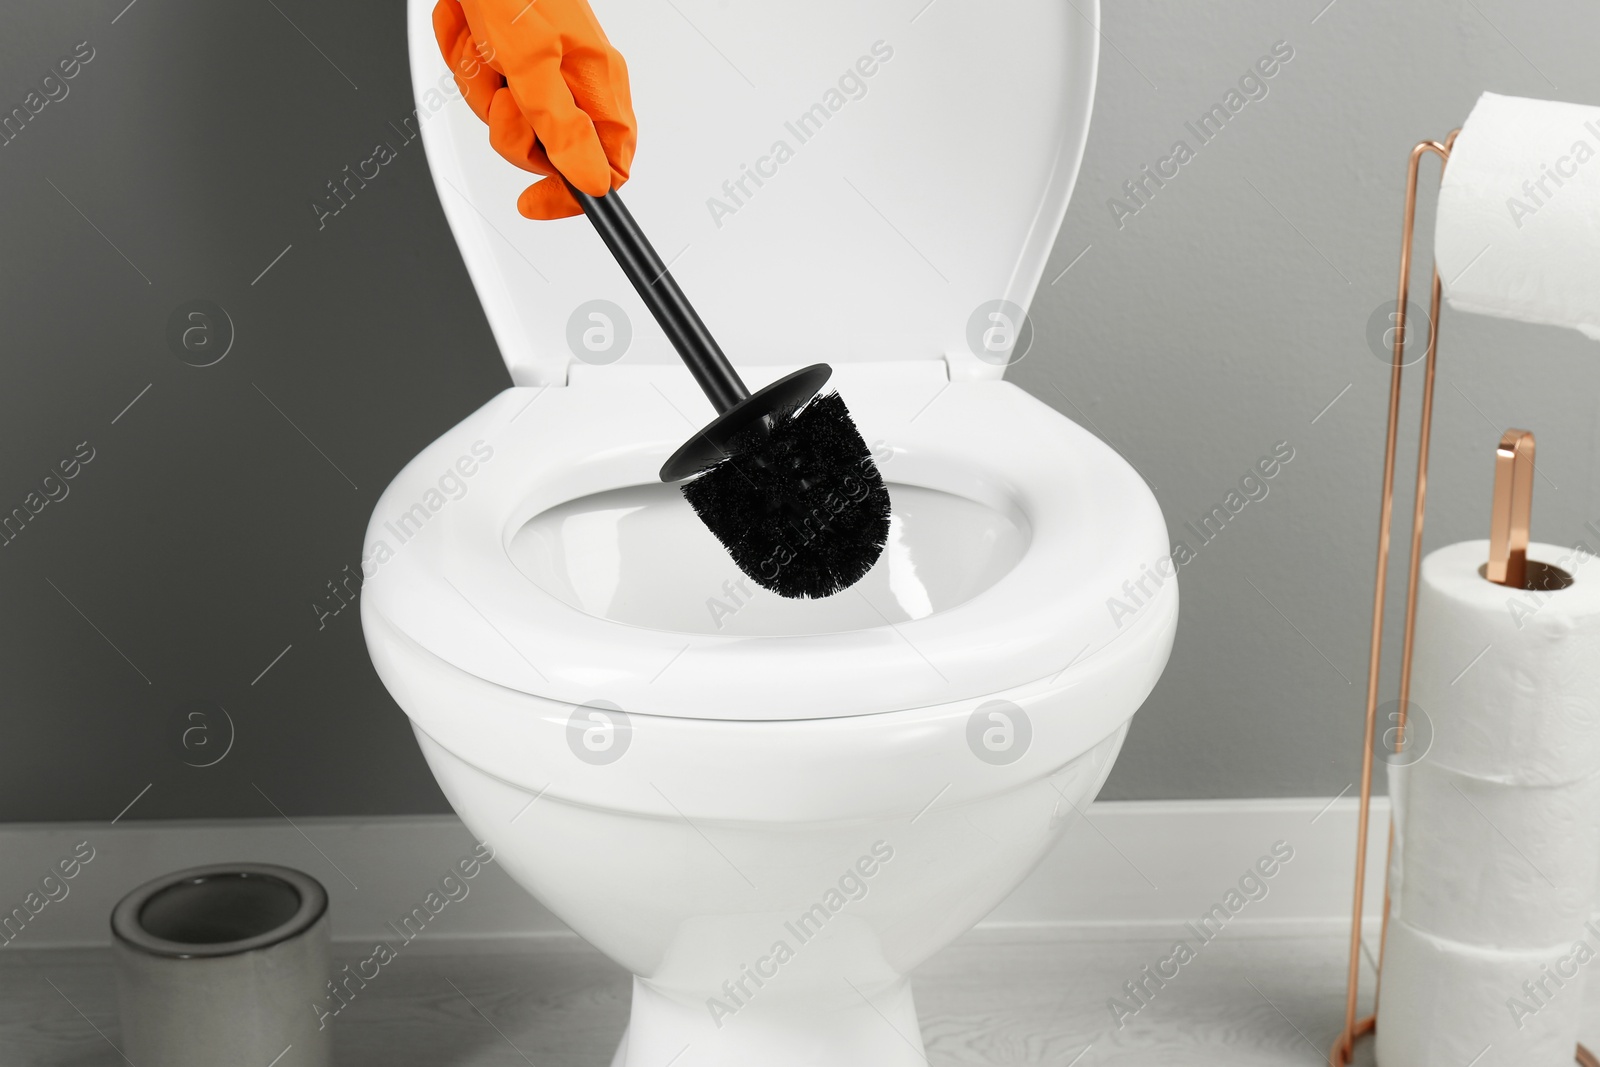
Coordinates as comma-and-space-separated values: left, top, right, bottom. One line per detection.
1436, 92, 1600, 340
1378, 541, 1600, 1067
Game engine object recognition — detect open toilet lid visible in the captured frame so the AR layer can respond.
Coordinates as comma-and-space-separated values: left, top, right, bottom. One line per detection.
407, 0, 1099, 385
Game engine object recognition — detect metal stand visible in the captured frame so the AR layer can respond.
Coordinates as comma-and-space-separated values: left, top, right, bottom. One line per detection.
1329, 130, 1596, 1067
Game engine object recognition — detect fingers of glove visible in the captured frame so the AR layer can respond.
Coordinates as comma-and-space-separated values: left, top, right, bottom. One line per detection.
454, 0, 635, 204
487, 86, 559, 175
463, 0, 612, 195
560, 44, 637, 180
433, 0, 502, 123
518, 177, 584, 220
498, 41, 613, 196
553, 3, 635, 136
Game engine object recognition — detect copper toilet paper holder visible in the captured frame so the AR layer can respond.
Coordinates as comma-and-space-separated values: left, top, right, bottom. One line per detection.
1332, 132, 1597, 1067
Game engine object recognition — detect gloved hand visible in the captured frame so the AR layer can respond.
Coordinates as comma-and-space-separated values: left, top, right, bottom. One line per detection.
434, 0, 637, 220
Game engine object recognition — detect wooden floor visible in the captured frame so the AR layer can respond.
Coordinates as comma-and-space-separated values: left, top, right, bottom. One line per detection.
2, 928, 1383, 1066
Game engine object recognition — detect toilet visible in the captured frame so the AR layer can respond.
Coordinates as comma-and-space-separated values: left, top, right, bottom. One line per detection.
363, 1, 1177, 1064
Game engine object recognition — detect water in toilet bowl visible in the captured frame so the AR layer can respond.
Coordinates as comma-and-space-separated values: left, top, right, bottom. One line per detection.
507, 480, 1029, 637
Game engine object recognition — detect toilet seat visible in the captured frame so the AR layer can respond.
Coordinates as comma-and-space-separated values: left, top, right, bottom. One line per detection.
361, 361, 1176, 721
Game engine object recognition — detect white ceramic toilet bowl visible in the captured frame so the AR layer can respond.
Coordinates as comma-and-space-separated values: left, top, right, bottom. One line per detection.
362, 364, 1177, 1067
372, 1, 1177, 1062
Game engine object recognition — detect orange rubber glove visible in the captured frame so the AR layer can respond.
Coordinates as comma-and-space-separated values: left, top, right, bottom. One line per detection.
434, 0, 637, 220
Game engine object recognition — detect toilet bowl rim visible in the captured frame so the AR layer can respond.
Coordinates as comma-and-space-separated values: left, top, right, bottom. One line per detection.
365, 588, 1168, 822
360, 369, 1176, 720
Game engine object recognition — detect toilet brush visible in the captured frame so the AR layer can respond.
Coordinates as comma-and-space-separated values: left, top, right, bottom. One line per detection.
567, 184, 891, 600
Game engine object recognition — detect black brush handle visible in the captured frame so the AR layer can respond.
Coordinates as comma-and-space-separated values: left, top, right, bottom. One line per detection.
567, 185, 750, 414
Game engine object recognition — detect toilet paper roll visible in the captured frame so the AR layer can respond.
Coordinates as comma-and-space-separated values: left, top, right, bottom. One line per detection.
1381, 763, 1409, 1014
1386, 760, 1409, 915
1409, 540, 1600, 785
1396, 758, 1600, 948
1377, 918, 1590, 1067
1436, 92, 1600, 340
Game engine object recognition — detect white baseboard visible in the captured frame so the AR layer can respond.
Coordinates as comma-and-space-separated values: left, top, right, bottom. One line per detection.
0, 796, 1390, 951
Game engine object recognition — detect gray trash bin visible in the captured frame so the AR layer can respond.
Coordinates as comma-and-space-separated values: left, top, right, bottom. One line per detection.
112, 863, 333, 1067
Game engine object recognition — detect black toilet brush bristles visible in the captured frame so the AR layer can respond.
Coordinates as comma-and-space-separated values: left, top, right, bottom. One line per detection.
681, 390, 891, 600
567, 183, 890, 599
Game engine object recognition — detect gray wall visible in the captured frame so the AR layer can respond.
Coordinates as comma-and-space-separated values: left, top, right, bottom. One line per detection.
2, 0, 1597, 821
1017, 0, 1600, 799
